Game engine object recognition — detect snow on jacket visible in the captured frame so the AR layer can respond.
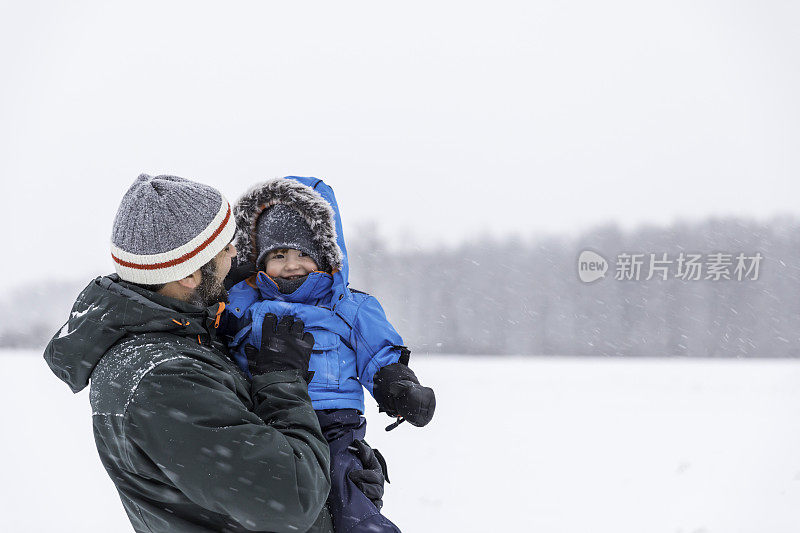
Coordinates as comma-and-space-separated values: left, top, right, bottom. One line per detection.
44, 274, 333, 533
226, 176, 404, 412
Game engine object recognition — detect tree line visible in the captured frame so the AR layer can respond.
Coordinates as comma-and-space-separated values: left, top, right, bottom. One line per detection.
347, 216, 799, 358
3, 215, 798, 357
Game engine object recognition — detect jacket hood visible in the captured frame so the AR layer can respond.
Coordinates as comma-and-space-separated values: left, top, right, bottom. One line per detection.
44, 275, 212, 393
233, 177, 349, 283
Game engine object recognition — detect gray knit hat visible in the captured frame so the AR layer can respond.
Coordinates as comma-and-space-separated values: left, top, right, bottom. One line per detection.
110, 174, 235, 285
255, 204, 321, 269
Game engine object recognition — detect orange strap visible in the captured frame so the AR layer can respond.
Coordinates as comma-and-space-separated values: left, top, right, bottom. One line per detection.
214, 302, 226, 329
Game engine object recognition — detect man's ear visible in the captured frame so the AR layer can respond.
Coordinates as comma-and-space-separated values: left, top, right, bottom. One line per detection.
176, 269, 202, 290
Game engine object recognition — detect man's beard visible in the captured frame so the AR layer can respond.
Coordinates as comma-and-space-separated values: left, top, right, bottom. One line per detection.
190, 261, 230, 308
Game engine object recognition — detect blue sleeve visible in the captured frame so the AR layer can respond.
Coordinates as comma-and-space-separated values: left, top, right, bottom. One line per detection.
225, 307, 257, 377
224, 281, 261, 377
351, 295, 403, 397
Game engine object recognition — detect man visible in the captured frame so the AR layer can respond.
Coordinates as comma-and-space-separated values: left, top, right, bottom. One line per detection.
44, 174, 384, 532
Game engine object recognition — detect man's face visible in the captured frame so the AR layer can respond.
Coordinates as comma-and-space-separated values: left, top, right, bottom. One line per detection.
215, 240, 236, 281
192, 241, 236, 307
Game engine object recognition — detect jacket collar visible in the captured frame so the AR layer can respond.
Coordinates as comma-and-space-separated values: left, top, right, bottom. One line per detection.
117, 278, 224, 338
255, 271, 333, 304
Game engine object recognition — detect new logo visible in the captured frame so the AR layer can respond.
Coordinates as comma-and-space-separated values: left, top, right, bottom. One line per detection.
578, 250, 608, 283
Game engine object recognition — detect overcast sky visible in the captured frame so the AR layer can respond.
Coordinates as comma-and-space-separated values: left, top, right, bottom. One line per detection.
2, 1, 799, 292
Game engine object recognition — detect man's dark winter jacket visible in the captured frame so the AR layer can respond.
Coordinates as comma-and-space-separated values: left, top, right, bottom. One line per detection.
44, 275, 333, 533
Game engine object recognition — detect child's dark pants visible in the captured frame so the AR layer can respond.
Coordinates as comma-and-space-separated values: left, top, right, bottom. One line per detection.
315, 409, 401, 533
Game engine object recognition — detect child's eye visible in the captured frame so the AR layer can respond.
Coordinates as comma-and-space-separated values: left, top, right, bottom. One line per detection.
272, 254, 284, 259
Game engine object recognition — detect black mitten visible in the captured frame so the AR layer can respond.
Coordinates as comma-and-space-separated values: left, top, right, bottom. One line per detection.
347, 439, 389, 510
244, 314, 315, 378
373, 363, 436, 427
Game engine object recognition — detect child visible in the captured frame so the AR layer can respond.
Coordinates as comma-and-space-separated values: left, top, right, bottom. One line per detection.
225, 176, 436, 533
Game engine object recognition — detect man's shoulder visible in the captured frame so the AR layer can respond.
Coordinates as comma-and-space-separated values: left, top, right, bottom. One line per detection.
89, 333, 212, 417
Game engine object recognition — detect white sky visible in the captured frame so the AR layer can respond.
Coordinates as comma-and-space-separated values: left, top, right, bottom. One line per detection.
2, 1, 799, 292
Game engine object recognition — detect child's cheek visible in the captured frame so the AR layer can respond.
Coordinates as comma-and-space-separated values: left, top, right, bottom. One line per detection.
265, 262, 282, 278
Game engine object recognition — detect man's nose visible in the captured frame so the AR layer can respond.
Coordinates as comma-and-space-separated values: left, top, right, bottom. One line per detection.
227, 244, 237, 257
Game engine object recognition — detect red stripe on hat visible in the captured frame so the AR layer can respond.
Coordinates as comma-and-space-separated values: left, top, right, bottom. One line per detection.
112, 204, 231, 271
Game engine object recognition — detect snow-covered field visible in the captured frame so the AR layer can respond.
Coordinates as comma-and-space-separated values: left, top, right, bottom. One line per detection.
4, 350, 800, 532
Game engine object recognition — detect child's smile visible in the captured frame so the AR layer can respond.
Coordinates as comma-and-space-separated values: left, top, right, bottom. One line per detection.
264, 248, 320, 280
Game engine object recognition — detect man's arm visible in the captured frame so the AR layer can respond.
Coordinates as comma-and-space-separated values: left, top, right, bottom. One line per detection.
125, 358, 330, 533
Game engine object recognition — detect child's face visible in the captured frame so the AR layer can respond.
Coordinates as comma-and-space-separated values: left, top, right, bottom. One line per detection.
263, 248, 319, 280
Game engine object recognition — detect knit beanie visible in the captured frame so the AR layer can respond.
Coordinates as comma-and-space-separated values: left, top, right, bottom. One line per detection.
255, 204, 321, 269
110, 174, 235, 285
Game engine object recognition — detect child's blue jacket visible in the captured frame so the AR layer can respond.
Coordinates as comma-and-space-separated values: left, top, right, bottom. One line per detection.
225, 176, 403, 412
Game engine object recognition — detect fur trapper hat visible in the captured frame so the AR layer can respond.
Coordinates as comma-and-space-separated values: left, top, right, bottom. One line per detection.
233, 178, 343, 273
